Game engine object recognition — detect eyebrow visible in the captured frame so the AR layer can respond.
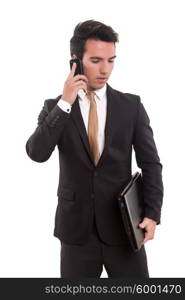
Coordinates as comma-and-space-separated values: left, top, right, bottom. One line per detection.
89, 56, 117, 60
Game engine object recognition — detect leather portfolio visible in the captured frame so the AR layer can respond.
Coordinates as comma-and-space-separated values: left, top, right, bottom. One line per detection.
118, 172, 145, 252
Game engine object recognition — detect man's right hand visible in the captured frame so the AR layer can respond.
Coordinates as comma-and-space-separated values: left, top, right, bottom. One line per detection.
61, 62, 88, 105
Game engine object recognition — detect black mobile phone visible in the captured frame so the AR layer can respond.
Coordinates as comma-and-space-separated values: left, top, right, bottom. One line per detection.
69, 58, 84, 76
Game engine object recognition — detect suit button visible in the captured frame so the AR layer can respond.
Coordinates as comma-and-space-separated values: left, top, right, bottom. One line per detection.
90, 193, 95, 199
94, 171, 98, 177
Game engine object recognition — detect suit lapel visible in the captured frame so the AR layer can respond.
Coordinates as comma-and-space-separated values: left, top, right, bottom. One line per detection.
97, 84, 117, 166
71, 97, 94, 164
70, 84, 118, 167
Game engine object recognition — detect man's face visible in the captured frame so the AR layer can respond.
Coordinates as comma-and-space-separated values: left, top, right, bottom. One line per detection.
81, 39, 116, 91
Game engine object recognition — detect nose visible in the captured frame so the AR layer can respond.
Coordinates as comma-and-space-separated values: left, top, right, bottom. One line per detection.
99, 62, 110, 75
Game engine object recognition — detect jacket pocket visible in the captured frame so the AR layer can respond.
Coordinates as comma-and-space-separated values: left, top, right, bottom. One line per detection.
58, 187, 75, 201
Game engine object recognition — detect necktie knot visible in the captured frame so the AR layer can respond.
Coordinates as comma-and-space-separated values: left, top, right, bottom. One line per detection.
86, 91, 96, 102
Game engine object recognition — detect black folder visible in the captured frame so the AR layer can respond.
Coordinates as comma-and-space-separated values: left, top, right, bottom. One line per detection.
118, 172, 145, 252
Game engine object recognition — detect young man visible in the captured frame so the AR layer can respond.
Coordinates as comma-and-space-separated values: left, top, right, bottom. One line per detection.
26, 20, 163, 277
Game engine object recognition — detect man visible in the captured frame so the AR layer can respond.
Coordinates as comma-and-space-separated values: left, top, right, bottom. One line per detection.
26, 20, 163, 277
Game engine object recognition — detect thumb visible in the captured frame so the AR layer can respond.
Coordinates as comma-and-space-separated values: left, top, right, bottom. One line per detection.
139, 219, 147, 229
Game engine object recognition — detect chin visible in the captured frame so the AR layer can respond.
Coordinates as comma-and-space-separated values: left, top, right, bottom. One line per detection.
88, 82, 106, 91
95, 83, 106, 89
98, 83, 106, 88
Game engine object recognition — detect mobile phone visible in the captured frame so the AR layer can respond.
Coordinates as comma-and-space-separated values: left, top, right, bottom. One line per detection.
69, 58, 84, 76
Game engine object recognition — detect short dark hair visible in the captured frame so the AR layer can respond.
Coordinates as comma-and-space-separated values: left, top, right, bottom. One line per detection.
70, 20, 119, 59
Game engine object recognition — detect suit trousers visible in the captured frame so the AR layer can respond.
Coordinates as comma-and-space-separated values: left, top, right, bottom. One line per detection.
60, 218, 149, 278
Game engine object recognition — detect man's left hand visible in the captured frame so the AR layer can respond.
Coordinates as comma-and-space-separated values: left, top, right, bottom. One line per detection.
139, 217, 157, 244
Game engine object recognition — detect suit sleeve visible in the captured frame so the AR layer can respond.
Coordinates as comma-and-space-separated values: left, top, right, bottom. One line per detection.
133, 97, 164, 224
26, 99, 70, 162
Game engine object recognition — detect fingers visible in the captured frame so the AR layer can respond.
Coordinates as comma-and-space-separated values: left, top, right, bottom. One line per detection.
68, 63, 88, 82
73, 80, 88, 93
142, 231, 154, 244
62, 64, 89, 104
68, 63, 88, 83
139, 218, 156, 245
139, 218, 148, 229
68, 62, 77, 79
74, 74, 88, 82
139, 222, 146, 229
141, 226, 155, 245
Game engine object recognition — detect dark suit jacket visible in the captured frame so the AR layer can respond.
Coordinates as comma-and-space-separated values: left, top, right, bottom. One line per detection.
26, 84, 163, 245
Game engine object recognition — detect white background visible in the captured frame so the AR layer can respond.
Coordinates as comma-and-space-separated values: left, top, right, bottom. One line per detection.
0, 0, 185, 277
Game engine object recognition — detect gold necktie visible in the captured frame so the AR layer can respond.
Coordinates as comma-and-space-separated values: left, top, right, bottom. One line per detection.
86, 91, 100, 165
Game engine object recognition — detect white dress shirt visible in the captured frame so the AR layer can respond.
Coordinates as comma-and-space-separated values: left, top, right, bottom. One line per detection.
57, 84, 107, 156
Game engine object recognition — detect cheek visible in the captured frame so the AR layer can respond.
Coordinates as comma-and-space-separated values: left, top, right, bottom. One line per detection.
109, 64, 114, 73
84, 65, 97, 77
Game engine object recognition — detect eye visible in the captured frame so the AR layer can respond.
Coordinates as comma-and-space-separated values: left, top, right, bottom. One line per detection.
108, 60, 114, 63
91, 60, 99, 64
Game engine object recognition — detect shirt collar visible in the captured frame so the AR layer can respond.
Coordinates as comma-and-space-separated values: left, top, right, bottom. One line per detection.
78, 83, 107, 101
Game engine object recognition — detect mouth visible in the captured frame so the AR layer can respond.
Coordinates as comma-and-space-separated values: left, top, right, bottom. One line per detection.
96, 77, 108, 82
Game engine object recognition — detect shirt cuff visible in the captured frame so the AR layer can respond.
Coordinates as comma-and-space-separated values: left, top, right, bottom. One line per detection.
57, 99, 72, 113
